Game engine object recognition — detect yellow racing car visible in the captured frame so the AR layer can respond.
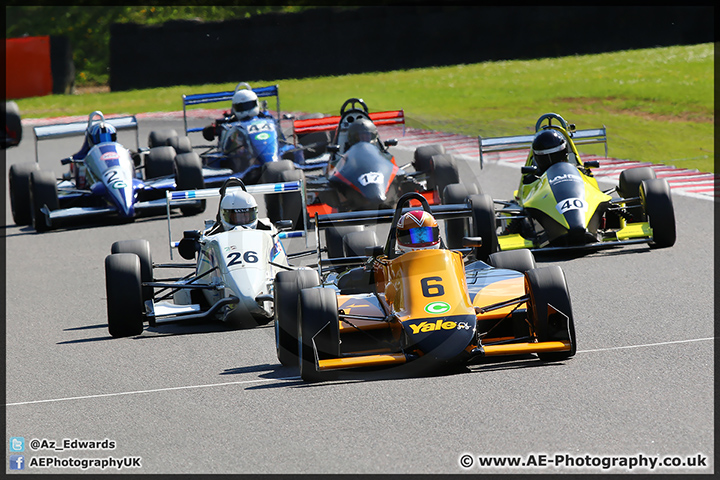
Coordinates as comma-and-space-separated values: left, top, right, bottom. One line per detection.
273, 191, 576, 381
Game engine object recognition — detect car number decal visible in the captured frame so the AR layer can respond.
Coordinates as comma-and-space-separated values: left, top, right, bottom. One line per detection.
103, 170, 127, 189
420, 277, 444, 297
556, 197, 587, 215
358, 171, 384, 186
227, 250, 259, 266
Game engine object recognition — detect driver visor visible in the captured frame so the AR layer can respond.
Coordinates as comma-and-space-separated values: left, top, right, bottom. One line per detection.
233, 100, 258, 112
398, 226, 439, 246
223, 207, 257, 226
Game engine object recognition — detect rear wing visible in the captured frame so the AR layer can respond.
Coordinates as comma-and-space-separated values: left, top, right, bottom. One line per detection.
478, 126, 607, 169
292, 110, 405, 140
165, 179, 309, 258
181, 84, 280, 135
33, 115, 139, 163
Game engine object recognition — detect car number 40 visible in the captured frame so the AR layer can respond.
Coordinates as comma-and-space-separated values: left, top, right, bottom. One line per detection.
227, 251, 259, 266
556, 197, 587, 214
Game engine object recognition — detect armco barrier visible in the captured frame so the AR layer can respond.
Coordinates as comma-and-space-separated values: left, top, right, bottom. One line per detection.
5, 35, 75, 99
6, 36, 53, 99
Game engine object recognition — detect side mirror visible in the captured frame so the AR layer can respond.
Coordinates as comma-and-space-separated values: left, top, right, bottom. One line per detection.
274, 219, 293, 231
521, 166, 539, 175
584, 160, 600, 168
384, 139, 398, 147
462, 236, 483, 248
365, 245, 384, 257
327, 144, 340, 153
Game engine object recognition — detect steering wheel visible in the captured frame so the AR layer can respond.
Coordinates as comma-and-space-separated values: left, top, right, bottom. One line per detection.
535, 112, 569, 132
339, 98, 369, 116
384, 192, 432, 259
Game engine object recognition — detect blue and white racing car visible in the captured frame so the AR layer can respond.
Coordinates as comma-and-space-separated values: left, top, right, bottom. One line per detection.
8, 111, 205, 232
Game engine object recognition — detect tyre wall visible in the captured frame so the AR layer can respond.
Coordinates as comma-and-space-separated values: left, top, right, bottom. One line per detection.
109, 6, 713, 91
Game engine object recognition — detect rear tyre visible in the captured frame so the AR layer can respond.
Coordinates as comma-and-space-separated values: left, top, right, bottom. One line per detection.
175, 152, 206, 216
641, 178, 676, 248
148, 129, 179, 149
29, 170, 59, 233
277, 169, 305, 229
298, 288, 340, 382
325, 225, 363, 259
274, 270, 321, 367
260, 160, 296, 222
145, 146, 177, 179
488, 249, 536, 273
618, 167, 656, 222
442, 183, 479, 249
343, 230, 379, 257
9, 162, 40, 226
105, 253, 145, 338
431, 153, 459, 198
298, 131, 330, 159
525, 266, 576, 361
167, 135, 193, 154
469, 193, 498, 261
412, 144, 445, 176
111, 239, 154, 304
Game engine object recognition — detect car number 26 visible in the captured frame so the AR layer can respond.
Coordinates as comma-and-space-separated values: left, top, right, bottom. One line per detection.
226, 251, 259, 266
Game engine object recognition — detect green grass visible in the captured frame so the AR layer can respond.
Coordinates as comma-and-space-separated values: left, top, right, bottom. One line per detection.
14, 43, 714, 173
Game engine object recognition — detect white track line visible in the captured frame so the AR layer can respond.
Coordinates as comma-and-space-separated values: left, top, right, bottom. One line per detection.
5, 337, 713, 407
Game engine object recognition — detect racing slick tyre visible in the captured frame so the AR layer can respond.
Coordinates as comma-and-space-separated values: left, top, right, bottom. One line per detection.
277, 169, 306, 230
431, 153, 460, 199
412, 144, 445, 177
174, 152, 206, 216
469, 194, 499, 262
9, 162, 40, 226
274, 269, 321, 367
105, 253, 145, 338
29, 170, 59, 233
3, 101, 22, 148
442, 183, 480, 249
325, 225, 363, 259
343, 230, 379, 257
260, 160, 297, 223
525, 266, 576, 361
148, 129, 179, 149
298, 288, 340, 382
145, 146, 177, 179
167, 135, 193, 154
488, 249, 536, 273
111, 239, 154, 305
618, 167, 656, 222
640, 178, 676, 249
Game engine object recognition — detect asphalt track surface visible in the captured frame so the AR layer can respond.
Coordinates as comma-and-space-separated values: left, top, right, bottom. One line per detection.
4, 116, 714, 475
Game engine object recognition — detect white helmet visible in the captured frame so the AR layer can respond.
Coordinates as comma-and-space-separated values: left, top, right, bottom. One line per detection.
232, 89, 259, 120
220, 190, 258, 230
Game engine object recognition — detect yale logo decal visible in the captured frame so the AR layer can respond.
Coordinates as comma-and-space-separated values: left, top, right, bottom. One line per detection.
407, 319, 471, 334
424, 301, 451, 314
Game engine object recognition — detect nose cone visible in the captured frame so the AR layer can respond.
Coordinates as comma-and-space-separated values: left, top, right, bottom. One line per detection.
402, 314, 476, 363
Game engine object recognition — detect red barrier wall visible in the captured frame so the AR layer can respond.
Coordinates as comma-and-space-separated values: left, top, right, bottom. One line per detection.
5, 35, 53, 99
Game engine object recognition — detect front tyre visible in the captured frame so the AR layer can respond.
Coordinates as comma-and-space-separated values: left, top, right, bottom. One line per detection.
111, 239, 154, 304
105, 253, 145, 338
298, 288, 340, 382
641, 178, 676, 248
29, 170, 59, 233
274, 270, 321, 367
525, 266, 576, 361
174, 152, 206, 216
9, 162, 40, 226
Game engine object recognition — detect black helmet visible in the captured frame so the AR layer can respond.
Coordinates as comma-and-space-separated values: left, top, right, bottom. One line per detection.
532, 129, 568, 171
347, 118, 378, 146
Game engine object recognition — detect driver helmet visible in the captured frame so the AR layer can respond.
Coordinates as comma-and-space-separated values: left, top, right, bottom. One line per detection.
397, 210, 441, 253
220, 190, 258, 230
531, 129, 568, 172
87, 122, 117, 146
232, 89, 260, 120
347, 117, 378, 146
